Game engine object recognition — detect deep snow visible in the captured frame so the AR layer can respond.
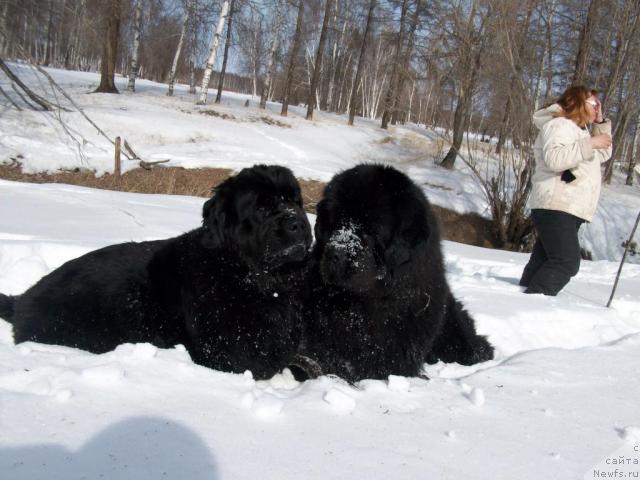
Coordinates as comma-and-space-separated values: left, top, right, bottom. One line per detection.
0, 65, 639, 480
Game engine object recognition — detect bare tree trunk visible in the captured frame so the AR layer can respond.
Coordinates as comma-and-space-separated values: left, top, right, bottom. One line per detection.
626, 113, 639, 186
0, 58, 58, 110
94, 0, 122, 94
604, 63, 640, 183
167, 6, 191, 96
348, 0, 376, 126
572, 0, 598, 86
441, 1, 489, 169
215, 0, 235, 103
127, 0, 143, 92
44, 0, 54, 66
305, 0, 334, 120
0, 2, 9, 55
543, 0, 555, 102
495, 0, 534, 154
600, 4, 639, 111
381, 0, 409, 130
197, 0, 230, 105
70, 0, 86, 70
260, 0, 284, 109
390, 0, 421, 125
281, 0, 304, 117
189, 0, 198, 94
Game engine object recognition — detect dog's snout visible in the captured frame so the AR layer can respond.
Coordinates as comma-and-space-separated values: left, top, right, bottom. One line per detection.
280, 213, 311, 246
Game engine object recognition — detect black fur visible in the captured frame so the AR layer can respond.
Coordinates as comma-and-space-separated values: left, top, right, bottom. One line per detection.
3, 165, 312, 380
301, 164, 493, 382
0, 293, 14, 321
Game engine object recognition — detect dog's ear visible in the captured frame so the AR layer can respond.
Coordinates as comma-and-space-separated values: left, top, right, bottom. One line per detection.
201, 195, 226, 248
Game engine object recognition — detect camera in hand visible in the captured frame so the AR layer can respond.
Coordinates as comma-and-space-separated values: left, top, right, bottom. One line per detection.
561, 169, 576, 183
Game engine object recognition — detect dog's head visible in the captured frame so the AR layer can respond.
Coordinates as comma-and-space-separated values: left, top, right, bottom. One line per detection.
202, 165, 312, 270
314, 164, 435, 294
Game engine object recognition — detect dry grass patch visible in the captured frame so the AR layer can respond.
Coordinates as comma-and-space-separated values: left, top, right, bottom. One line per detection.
0, 161, 494, 247
198, 109, 236, 120
0, 161, 325, 213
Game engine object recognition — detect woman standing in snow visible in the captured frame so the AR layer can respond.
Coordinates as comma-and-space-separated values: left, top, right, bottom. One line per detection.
520, 86, 613, 296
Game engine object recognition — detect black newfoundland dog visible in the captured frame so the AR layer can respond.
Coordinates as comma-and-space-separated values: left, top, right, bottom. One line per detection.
0, 165, 312, 380
301, 164, 493, 382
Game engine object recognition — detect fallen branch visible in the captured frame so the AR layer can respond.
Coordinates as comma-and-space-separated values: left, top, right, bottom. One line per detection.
123, 139, 140, 160
0, 58, 68, 111
607, 209, 640, 308
139, 159, 170, 170
0, 83, 22, 110
6, 52, 163, 171
26, 62, 136, 161
10, 81, 37, 109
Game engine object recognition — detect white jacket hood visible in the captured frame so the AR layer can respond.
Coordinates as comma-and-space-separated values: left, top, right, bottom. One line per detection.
532, 103, 562, 130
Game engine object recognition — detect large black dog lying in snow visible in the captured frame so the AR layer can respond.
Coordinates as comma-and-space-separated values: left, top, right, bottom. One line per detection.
0, 165, 312, 380
301, 164, 493, 382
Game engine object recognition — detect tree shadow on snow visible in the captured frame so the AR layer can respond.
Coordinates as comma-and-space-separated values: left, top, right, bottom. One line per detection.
0, 416, 218, 480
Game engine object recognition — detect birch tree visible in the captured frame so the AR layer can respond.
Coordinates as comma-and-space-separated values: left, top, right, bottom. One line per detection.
197, 0, 230, 105
168, 2, 193, 97
127, 0, 143, 92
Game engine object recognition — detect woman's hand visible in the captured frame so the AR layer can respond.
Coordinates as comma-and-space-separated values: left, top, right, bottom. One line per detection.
591, 133, 612, 149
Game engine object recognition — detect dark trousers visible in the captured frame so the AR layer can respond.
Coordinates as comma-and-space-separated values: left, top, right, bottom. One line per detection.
520, 209, 584, 296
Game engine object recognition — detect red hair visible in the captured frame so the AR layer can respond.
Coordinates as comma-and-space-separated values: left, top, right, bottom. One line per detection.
554, 86, 597, 128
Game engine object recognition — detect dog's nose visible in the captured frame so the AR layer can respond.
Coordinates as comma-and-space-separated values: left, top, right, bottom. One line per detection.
282, 215, 311, 241
283, 216, 302, 233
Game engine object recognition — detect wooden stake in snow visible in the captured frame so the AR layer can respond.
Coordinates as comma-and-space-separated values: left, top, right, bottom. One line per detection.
607, 209, 640, 307
114, 136, 122, 178
197, 1, 230, 105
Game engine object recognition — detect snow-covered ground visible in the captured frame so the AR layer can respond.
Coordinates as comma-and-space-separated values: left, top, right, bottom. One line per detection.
1, 65, 640, 479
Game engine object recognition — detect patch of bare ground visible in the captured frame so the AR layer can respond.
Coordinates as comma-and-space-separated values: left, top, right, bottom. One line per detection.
196, 109, 292, 128
0, 161, 495, 248
0, 161, 232, 198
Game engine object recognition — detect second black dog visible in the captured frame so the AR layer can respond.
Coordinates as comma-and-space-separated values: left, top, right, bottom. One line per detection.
301, 164, 493, 382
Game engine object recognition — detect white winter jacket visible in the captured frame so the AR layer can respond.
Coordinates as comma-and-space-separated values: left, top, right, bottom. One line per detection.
529, 104, 612, 222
